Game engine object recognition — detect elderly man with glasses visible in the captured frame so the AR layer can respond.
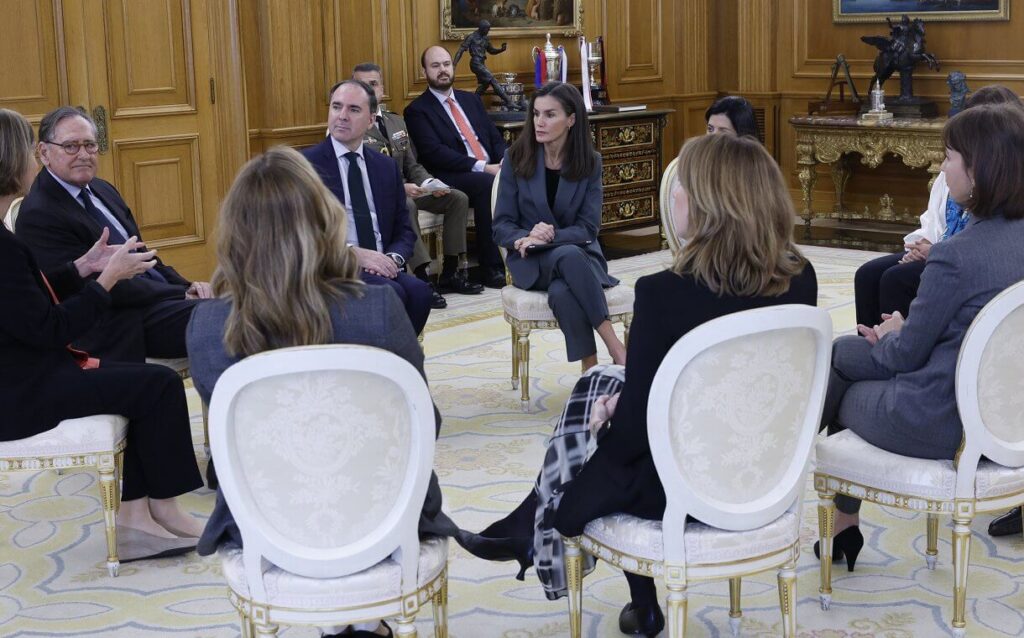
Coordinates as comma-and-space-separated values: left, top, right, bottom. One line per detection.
16, 106, 211, 363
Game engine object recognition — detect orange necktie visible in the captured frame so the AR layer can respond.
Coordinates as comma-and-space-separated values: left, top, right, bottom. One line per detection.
446, 97, 487, 162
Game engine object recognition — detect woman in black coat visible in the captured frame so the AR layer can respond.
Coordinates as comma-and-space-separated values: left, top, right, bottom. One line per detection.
464, 133, 817, 636
0, 108, 204, 559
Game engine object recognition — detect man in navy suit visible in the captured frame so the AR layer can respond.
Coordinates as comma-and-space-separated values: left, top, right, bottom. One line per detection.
302, 80, 432, 334
404, 45, 508, 288
17, 107, 212, 363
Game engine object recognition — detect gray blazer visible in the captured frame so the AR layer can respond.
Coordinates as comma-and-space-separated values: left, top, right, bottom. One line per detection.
492, 148, 617, 290
872, 214, 1024, 444
186, 285, 458, 555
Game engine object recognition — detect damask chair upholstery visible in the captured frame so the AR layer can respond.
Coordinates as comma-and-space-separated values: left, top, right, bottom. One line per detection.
659, 157, 681, 254
815, 280, 1024, 637
490, 176, 635, 411
209, 345, 449, 638
563, 305, 833, 637
0, 415, 128, 576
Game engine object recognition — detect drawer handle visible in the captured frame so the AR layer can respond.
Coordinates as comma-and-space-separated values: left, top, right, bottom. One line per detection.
617, 165, 637, 182
619, 202, 637, 218
617, 128, 637, 144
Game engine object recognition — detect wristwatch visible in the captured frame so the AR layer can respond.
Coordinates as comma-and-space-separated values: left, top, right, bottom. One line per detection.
386, 252, 406, 268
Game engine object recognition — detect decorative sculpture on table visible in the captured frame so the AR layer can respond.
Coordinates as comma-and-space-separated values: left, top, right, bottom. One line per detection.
947, 71, 970, 116
860, 14, 941, 118
455, 20, 524, 113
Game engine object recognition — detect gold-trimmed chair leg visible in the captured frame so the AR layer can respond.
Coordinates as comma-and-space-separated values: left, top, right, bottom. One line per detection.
951, 507, 973, 637
434, 229, 443, 272
114, 450, 124, 513
396, 614, 418, 637
728, 577, 742, 637
517, 327, 531, 411
817, 489, 836, 610
510, 325, 520, 390
252, 620, 279, 637
623, 314, 632, 349
431, 567, 449, 638
926, 513, 939, 570
98, 452, 119, 577
666, 583, 688, 638
777, 559, 797, 638
564, 536, 584, 638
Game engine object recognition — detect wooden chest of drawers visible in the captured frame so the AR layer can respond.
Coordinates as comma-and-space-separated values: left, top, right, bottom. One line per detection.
494, 109, 673, 231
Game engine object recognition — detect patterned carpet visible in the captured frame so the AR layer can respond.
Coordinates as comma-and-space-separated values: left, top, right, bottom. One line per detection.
3, 245, 1022, 637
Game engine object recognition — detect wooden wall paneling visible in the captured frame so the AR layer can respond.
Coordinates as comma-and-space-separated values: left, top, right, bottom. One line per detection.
0, 0, 67, 121
103, 0, 195, 116
615, 0, 662, 85
324, 0, 387, 94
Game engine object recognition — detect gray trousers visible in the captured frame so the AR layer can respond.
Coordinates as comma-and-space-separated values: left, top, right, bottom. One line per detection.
532, 244, 611, 362
407, 190, 470, 272
821, 335, 960, 514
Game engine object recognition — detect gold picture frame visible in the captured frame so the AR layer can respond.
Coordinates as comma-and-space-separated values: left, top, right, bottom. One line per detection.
833, 0, 1009, 24
440, 0, 584, 40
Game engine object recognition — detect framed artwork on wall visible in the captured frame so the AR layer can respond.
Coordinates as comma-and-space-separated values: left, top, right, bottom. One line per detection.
441, 0, 584, 40
832, 0, 1009, 23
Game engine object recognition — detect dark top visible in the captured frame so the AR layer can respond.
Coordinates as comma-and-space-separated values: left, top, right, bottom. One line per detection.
592, 262, 819, 503
545, 167, 560, 212
0, 225, 112, 440
403, 88, 507, 176
17, 168, 190, 308
187, 285, 459, 555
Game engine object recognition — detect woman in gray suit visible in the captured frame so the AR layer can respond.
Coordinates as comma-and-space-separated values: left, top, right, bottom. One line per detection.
187, 146, 458, 638
818, 104, 1024, 568
492, 82, 625, 369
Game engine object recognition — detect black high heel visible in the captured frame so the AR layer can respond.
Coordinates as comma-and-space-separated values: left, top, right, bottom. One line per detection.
813, 526, 864, 572
459, 532, 534, 580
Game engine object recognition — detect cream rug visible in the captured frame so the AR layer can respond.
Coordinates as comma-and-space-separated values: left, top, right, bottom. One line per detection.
3, 246, 1021, 637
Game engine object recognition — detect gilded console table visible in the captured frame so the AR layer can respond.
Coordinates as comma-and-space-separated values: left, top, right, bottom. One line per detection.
789, 115, 946, 237
494, 109, 673, 231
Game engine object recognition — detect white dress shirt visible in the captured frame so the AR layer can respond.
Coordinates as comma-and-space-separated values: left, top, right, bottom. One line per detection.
48, 169, 130, 239
428, 86, 489, 172
331, 137, 384, 252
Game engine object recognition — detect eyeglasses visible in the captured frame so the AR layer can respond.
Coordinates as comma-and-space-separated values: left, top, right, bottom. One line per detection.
43, 140, 100, 155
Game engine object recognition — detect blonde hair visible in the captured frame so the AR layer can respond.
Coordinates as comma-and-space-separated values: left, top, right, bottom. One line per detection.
672, 133, 806, 296
212, 146, 362, 356
0, 109, 35, 197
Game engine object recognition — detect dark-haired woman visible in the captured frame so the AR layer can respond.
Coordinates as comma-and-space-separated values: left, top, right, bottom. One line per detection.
819, 103, 1024, 567
492, 81, 624, 369
705, 95, 759, 138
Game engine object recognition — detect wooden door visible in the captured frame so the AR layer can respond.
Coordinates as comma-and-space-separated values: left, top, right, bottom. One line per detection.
0, 0, 223, 281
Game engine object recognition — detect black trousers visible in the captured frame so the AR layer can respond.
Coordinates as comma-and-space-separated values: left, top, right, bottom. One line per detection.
432, 169, 502, 268
74, 297, 202, 363
554, 446, 666, 607
51, 362, 203, 501
853, 252, 926, 326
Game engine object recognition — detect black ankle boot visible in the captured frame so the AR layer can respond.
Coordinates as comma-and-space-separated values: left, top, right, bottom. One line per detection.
618, 602, 665, 637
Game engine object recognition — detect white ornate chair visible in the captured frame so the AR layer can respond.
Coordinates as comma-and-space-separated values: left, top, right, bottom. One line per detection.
659, 157, 681, 254
418, 210, 445, 274
490, 176, 635, 411
3, 196, 21, 231
0, 415, 128, 576
815, 280, 1024, 637
209, 344, 449, 637
564, 305, 834, 637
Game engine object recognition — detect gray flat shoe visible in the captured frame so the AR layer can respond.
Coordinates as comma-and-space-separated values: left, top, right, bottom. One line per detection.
118, 527, 198, 562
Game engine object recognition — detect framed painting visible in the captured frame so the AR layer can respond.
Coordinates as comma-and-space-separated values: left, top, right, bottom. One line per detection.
441, 0, 584, 40
833, 0, 1009, 23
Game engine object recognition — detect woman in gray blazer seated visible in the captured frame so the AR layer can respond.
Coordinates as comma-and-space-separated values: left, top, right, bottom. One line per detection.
187, 147, 459, 638
818, 104, 1024, 569
492, 82, 625, 369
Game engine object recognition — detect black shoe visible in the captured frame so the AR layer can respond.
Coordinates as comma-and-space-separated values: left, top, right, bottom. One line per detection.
480, 265, 506, 288
427, 283, 448, 309
438, 269, 484, 295
813, 526, 864, 572
205, 458, 218, 490
618, 602, 665, 637
989, 506, 1023, 537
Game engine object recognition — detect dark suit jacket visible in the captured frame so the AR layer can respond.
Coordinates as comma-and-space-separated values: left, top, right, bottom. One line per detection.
302, 138, 417, 260
403, 88, 506, 175
187, 286, 458, 555
364, 110, 433, 187
592, 263, 819, 504
0, 225, 112, 440
492, 148, 615, 290
16, 168, 190, 309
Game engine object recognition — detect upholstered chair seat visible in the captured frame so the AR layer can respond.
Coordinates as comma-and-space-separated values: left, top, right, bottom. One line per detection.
0, 415, 128, 576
